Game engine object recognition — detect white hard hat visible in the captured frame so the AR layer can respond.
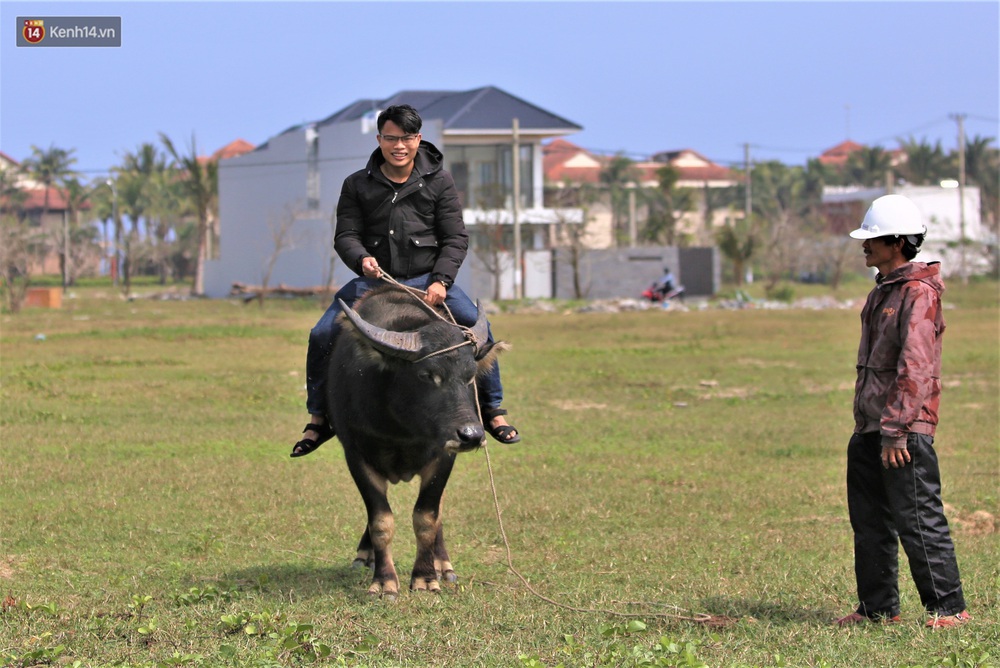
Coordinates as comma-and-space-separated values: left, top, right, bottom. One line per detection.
849, 194, 925, 239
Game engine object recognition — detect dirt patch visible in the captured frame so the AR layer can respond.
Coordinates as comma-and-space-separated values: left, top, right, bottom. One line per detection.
0, 556, 16, 580
700, 387, 752, 400
551, 400, 608, 411
954, 510, 996, 535
736, 358, 799, 369
481, 545, 506, 566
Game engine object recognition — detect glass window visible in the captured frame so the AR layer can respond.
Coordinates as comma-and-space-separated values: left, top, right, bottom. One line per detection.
444, 144, 533, 210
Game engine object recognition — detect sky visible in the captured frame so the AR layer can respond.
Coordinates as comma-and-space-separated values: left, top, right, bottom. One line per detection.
1, 1, 998, 180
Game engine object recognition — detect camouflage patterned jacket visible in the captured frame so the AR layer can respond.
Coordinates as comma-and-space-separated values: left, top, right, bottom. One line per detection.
854, 262, 946, 449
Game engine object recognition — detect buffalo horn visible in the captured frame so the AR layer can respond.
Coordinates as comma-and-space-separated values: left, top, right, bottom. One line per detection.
339, 299, 424, 362
469, 301, 490, 355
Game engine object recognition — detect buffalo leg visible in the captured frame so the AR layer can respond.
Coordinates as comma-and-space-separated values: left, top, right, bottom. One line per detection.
352, 528, 374, 570
433, 524, 457, 583
411, 457, 455, 592
345, 455, 399, 598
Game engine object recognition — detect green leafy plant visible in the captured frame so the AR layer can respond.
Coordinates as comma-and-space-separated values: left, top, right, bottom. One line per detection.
2, 632, 66, 666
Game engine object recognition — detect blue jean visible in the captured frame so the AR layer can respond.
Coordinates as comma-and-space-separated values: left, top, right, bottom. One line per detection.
306, 273, 504, 417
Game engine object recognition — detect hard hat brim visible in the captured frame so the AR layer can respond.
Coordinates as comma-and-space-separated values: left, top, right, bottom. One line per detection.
849, 227, 882, 240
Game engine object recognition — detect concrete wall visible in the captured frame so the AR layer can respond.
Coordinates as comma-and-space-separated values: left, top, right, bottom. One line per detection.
553, 246, 718, 299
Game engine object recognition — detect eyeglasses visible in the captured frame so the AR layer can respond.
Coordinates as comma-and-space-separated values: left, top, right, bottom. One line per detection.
379, 134, 419, 145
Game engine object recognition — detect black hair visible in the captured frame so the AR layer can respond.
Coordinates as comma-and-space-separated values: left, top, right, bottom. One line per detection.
900, 233, 925, 261
876, 232, 925, 261
377, 105, 422, 134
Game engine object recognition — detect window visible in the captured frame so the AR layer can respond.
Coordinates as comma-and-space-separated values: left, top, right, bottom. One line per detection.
445, 144, 533, 210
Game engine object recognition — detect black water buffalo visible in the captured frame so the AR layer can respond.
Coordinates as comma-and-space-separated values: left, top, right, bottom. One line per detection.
327, 284, 506, 599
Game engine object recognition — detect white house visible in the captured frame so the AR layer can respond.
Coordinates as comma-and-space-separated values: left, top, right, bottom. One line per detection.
203, 86, 582, 298
822, 184, 988, 276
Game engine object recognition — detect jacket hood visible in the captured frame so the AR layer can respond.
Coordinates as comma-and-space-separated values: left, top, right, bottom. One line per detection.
365, 139, 444, 178
878, 261, 945, 296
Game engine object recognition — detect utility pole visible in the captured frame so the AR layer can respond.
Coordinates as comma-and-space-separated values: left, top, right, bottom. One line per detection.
511, 118, 523, 299
62, 209, 70, 290
106, 178, 119, 286
951, 113, 968, 284
743, 143, 754, 285
628, 184, 637, 246
744, 143, 752, 222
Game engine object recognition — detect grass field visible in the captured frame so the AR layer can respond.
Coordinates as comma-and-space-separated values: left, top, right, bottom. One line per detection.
1, 280, 997, 667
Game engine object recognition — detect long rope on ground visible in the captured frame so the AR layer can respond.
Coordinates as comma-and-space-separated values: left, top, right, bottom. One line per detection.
481, 444, 715, 624
373, 271, 720, 624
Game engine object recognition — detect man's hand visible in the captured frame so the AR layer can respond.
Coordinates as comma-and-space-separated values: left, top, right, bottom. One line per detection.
881, 445, 911, 469
361, 257, 381, 278
424, 281, 447, 306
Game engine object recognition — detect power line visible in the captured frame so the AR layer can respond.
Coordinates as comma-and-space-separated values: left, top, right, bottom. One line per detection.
21, 114, 999, 177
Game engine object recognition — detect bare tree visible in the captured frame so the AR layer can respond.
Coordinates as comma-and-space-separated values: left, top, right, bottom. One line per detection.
258, 202, 302, 307
468, 184, 512, 300
549, 182, 598, 298
0, 172, 35, 312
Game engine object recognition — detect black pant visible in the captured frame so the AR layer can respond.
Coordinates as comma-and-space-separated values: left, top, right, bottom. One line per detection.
846, 432, 966, 618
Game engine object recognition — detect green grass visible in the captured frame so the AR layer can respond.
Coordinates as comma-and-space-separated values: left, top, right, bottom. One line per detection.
1, 282, 997, 667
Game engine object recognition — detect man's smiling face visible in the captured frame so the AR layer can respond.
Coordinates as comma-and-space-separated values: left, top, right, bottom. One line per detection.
377, 120, 420, 173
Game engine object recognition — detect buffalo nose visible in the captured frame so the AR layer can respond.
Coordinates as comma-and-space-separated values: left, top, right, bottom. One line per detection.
458, 424, 485, 444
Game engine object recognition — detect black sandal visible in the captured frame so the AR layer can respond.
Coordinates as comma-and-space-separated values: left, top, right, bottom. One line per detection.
290, 423, 334, 458
482, 408, 521, 444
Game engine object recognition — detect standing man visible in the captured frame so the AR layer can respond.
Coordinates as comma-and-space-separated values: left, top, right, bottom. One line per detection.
835, 194, 969, 629
290, 104, 520, 457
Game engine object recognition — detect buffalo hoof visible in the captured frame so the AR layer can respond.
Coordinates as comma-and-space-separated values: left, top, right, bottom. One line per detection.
351, 558, 371, 570
410, 576, 442, 593
434, 560, 458, 584
367, 581, 399, 601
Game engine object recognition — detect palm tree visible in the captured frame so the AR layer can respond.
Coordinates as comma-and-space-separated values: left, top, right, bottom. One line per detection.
113, 143, 168, 294
145, 167, 186, 285
88, 177, 116, 277
716, 215, 756, 287
844, 146, 892, 187
599, 154, 639, 247
963, 135, 999, 233
120, 143, 166, 236
61, 177, 91, 285
896, 137, 951, 185
160, 133, 217, 295
21, 144, 78, 287
642, 165, 695, 245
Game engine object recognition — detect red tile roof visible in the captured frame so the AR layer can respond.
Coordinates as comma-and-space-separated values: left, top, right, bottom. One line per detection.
2, 185, 90, 211
544, 141, 735, 186
212, 138, 255, 161
196, 138, 256, 165
818, 140, 865, 166
543, 139, 603, 184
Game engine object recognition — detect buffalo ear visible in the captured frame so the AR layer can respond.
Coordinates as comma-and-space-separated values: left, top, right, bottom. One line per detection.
339, 298, 424, 361
476, 340, 511, 374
